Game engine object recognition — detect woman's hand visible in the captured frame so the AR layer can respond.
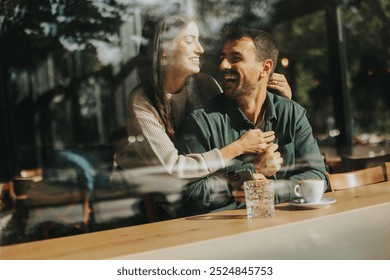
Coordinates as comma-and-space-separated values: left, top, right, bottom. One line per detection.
236, 129, 275, 154
220, 129, 274, 161
267, 73, 292, 100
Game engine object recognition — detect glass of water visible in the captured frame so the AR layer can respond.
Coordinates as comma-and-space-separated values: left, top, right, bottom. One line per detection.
243, 180, 275, 219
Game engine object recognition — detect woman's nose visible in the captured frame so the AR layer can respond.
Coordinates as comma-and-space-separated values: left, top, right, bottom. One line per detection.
195, 40, 204, 54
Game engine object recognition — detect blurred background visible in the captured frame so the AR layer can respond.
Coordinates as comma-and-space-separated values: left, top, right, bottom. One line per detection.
0, 0, 389, 245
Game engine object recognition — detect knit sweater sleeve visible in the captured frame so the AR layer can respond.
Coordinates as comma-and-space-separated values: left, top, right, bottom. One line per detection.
115, 89, 225, 179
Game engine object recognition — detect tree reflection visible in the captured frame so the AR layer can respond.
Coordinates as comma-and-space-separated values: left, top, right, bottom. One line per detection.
0, 0, 127, 68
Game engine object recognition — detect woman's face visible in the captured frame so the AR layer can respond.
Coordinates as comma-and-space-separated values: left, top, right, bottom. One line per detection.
163, 21, 204, 77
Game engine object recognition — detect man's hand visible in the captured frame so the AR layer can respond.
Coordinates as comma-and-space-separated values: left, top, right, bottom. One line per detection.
253, 143, 283, 177
267, 73, 292, 100
231, 188, 245, 203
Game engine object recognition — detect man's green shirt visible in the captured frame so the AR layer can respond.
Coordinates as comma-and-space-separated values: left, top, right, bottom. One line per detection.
176, 92, 328, 215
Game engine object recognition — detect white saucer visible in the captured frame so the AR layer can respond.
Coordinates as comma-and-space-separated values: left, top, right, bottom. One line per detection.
288, 198, 336, 209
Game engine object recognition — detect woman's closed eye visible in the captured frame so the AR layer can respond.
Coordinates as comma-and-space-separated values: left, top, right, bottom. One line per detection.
183, 36, 195, 44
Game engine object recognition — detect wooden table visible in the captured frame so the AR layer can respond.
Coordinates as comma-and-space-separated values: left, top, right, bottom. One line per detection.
1, 181, 390, 260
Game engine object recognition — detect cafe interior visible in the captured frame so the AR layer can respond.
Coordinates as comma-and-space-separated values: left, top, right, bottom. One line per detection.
0, 0, 389, 259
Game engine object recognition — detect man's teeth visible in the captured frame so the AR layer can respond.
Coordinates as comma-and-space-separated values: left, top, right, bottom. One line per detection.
190, 58, 199, 62
224, 74, 238, 82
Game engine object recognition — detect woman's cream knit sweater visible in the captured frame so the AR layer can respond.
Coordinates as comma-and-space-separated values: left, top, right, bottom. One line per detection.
114, 73, 225, 180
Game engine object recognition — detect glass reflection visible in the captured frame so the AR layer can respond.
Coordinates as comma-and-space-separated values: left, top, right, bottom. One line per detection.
1, 0, 389, 246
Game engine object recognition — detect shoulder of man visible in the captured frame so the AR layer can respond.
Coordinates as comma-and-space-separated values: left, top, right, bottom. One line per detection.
191, 73, 223, 97
185, 73, 222, 112
191, 93, 228, 117
267, 91, 306, 115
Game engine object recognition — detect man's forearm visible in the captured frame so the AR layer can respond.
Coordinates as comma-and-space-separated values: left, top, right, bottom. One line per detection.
183, 174, 232, 215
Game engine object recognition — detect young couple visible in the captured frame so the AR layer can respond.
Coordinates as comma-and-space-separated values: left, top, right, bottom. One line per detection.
115, 13, 327, 215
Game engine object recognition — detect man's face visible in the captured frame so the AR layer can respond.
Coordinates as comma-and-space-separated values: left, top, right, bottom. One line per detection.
219, 37, 263, 98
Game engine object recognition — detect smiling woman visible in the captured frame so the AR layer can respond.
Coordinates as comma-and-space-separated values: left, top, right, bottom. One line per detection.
163, 21, 204, 81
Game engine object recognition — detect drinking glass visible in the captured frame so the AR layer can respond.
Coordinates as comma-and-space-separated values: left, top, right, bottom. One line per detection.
243, 180, 275, 219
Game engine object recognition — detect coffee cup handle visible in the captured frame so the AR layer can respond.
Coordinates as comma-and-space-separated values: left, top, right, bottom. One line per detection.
294, 184, 303, 198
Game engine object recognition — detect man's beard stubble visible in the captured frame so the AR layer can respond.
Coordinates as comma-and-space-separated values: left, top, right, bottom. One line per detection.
229, 79, 256, 99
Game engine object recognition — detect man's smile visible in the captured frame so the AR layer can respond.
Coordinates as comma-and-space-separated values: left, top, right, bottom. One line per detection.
223, 72, 238, 87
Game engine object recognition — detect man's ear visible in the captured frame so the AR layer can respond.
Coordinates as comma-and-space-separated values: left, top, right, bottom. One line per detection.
260, 59, 273, 78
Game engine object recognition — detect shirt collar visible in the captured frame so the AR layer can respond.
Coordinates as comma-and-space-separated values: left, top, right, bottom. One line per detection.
265, 91, 277, 121
225, 91, 277, 128
225, 95, 252, 128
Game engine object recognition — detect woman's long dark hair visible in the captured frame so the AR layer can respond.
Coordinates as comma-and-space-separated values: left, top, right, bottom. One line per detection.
138, 13, 194, 139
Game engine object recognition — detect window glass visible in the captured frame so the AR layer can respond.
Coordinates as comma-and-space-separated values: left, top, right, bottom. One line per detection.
0, 0, 389, 246
273, 11, 335, 152
343, 0, 389, 154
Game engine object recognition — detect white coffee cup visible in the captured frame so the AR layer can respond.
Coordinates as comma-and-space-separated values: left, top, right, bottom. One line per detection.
293, 179, 325, 203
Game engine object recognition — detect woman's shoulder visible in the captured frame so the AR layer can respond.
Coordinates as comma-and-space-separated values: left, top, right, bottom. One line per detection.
129, 85, 157, 115
130, 85, 148, 102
